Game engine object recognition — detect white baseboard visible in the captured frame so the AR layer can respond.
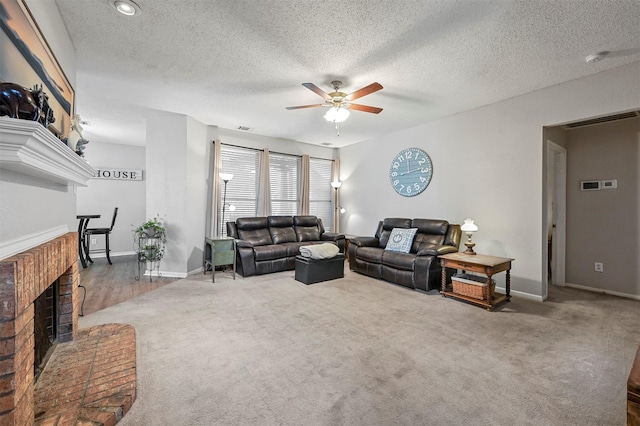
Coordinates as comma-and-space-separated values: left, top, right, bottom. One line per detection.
495, 286, 545, 302
565, 282, 640, 301
155, 270, 188, 279
88, 252, 190, 279
187, 267, 204, 277
0, 225, 70, 260
86, 250, 136, 258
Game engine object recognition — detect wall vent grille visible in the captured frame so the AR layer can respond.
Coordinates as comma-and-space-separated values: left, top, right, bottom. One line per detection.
563, 111, 639, 130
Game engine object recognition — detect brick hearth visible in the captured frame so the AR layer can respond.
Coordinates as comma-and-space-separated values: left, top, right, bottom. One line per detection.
0, 233, 137, 425
34, 323, 136, 425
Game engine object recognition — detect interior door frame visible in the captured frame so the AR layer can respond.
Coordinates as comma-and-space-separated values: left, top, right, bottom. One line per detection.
545, 140, 567, 293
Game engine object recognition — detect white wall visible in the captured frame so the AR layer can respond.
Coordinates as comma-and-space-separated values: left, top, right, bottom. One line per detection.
339, 62, 640, 299
0, 1, 77, 258
218, 128, 337, 159
146, 114, 188, 276
186, 116, 209, 273
76, 141, 146, 256
146, 114, 211, 277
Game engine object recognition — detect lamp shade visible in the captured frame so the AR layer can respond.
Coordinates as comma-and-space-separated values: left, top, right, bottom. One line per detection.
461, 218, 478, 233
324, 106, 350, 123
331, 181, 342, 189
219, 173, 234, 182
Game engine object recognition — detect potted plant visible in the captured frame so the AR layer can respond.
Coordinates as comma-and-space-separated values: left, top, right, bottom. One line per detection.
133, 215, 166, 280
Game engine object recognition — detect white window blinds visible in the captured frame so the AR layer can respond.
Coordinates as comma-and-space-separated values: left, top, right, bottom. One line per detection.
309, 158, 333, 230
220, 145, 260, 235
269, 153, 300, 216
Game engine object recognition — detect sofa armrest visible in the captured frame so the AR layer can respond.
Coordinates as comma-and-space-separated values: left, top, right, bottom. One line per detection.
416, 245, 458, 256
235, 239, 255, 248
321, 232, 344, 241
437, 245, 459, 255
321, 233, 345, 252
350, 236, 379, 247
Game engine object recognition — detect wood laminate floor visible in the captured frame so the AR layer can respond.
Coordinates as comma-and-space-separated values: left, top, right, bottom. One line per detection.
78, 254, 178, 316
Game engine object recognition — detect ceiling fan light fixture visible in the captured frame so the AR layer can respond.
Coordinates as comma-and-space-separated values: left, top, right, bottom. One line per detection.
324, 106, 350, 123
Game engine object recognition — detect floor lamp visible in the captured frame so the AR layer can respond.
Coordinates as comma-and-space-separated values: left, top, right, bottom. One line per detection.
331, 180, 342, 233
219, 173, 233, 236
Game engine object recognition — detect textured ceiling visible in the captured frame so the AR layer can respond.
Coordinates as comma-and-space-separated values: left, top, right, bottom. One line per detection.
53, 0, 640, 148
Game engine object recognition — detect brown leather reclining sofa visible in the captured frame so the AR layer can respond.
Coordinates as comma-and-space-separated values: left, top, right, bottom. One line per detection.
226, 215, 345, 277
348, 218, 461, 292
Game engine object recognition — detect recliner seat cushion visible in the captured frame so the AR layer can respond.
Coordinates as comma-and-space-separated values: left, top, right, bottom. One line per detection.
355, 247, 384, 264
253, 244, 288, 261
381, 251, 415, 271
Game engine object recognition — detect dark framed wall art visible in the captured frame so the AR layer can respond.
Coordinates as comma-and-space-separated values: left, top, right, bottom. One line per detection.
0, 0, 74, 138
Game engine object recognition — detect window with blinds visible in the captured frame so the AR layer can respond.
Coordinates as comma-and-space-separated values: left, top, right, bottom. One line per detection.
309, 158, 333, 230
269, 153, 300, 216
219, 145, 260, 236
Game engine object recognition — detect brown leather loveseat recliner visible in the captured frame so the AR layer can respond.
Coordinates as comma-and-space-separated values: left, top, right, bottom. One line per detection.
227, 215, 345, 277
348, 218, 461, 292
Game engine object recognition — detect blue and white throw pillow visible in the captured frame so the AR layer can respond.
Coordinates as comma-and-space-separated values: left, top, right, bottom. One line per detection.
385, 228, 418, 253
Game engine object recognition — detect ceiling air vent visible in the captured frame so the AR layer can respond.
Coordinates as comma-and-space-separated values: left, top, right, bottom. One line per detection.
563, 111, 639, 130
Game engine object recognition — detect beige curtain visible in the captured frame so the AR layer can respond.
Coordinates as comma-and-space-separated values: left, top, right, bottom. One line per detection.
210, 139, 223, 236
256, 148, 271, 216
299, 154, 310, 215
332, 158, 340, 233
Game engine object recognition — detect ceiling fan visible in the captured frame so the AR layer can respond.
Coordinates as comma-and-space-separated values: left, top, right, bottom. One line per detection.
286, 80, 383, 124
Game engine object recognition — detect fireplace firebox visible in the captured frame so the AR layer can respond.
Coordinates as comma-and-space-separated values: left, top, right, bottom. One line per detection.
33, 281, 58, 381
0, 233, 78, 425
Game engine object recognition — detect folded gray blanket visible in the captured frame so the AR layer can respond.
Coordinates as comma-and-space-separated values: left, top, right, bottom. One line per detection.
299, 243, 339, 259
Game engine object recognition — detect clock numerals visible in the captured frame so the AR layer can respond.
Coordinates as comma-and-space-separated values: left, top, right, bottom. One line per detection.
389, 148, 433, 197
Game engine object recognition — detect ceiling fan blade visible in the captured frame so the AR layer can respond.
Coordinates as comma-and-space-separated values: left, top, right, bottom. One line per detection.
348, 103, 383, 114
302, 83, 332, 100
346, 82, 383, 101
286, 104, 324, 110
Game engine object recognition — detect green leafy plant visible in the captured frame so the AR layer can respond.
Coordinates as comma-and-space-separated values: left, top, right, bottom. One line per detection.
133, 215, 166, 237
133, 215, 166, 261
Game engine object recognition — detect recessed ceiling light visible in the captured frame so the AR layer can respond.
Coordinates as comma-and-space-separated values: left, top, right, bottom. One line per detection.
108, 0, 141, 16
585, 51, 609, 64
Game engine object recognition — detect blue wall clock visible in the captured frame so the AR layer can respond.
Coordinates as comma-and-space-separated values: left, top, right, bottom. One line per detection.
389, 147, 433, 197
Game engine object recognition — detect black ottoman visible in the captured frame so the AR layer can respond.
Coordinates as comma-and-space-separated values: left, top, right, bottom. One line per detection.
295, 254, 345, 285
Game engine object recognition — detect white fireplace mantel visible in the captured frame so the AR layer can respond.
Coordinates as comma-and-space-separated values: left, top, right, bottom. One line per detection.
0, 117, 96, 186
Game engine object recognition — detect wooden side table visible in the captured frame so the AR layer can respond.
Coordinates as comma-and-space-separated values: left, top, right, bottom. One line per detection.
439, 252, 514, 311
204, 237, 236, 283
343, 234, 358, 264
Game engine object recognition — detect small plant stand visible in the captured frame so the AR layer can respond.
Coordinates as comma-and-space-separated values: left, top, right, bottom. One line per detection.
135, 231, 165, 282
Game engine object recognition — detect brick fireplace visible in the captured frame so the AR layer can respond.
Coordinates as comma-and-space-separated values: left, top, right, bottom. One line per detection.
0, 232, 79, 424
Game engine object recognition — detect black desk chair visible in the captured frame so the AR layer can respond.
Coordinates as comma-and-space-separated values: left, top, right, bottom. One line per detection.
84, 207, 118, 265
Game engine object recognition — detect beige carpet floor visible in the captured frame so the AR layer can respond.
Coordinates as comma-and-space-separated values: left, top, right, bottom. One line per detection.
79, 267, 640, 425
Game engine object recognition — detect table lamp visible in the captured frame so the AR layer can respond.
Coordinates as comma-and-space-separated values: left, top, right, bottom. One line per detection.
461, 218, 478, 255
